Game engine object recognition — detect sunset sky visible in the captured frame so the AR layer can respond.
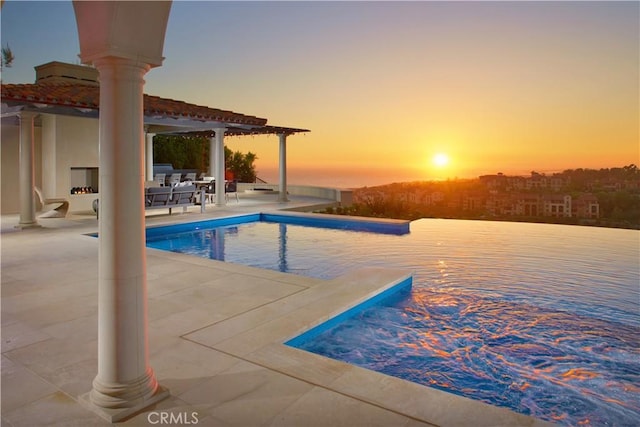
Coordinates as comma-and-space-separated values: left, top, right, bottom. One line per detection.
2, 1, 638, 188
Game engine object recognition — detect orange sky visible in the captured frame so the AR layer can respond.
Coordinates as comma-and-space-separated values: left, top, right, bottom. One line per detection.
3, 1, 638, 188
167, 2, 639, 186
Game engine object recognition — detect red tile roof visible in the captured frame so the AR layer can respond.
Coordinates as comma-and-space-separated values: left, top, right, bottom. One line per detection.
1, 83, 267, 126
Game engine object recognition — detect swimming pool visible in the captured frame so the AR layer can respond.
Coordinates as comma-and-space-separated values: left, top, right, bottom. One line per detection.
146, 215, 640, 426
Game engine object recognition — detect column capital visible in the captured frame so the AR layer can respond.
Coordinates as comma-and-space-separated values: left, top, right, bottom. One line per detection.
92, 56, 151, 81
18, 110, 39, 120
73, 0, 171, 68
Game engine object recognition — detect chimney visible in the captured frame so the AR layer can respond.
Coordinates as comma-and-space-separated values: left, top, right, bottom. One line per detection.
34, 61, 99, 86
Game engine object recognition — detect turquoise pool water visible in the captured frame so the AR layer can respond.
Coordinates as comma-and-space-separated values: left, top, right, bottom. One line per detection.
146, 216, 640, 426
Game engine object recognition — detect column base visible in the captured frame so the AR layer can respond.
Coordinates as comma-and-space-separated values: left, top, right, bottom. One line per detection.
15, 222, 41, 230
79, 385, 170, 423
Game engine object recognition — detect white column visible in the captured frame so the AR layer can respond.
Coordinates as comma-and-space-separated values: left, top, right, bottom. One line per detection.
278, 133, 289, 202
41, 114, 58, 198
208, 136, 215, 177
145, 132, 155, 181
214, 128, 226, 206
17, 111, 40, 228
88, 56, 166, 416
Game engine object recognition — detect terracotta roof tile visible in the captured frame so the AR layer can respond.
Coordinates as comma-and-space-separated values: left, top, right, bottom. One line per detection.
1, 83, 267, 126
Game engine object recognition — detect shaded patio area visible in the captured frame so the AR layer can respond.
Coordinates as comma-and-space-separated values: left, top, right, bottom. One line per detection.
1, 194, 554, 426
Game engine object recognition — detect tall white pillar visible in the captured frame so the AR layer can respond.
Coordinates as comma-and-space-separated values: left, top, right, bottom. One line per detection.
145, 132, 155, 181
73, 0, 172, 421
85, 57, 168, 420
208, 136, 215, 177
278, 133, 289, 202
17, 111, 40, 229
41, 114, 58, 198
214, 128, 226, 206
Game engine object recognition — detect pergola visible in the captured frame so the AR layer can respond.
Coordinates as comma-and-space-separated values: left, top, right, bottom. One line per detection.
1, 80, 310, 208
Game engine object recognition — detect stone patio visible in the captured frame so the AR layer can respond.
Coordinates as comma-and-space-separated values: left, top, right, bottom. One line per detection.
1, 193, 555, 426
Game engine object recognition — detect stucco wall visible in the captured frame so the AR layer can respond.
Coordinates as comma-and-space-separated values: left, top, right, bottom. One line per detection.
1, 114, 99, 214
53, 115, 99, 212
1, 124, 22, 214
239, 182, 352, 206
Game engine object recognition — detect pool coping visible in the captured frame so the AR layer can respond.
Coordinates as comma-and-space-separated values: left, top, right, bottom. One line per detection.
144, 210, 412, 237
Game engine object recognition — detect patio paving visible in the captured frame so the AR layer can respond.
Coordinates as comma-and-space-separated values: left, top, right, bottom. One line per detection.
1, 193, 555, 426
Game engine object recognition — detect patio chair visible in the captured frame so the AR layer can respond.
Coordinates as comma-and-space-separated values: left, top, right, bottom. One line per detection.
184, 172, 196, 182
169, 173, 181, 186
225, 180, 239, 203
34, 187, 69, 218
145, 187, 171, 207
205, 179, 216, 203
154, 173, 166, 187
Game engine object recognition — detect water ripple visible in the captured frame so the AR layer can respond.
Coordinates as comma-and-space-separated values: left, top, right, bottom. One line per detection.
147, 218, 640, 426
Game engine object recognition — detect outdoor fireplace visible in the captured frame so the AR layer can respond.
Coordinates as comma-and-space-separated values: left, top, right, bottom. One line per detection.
70, 167, 98, 194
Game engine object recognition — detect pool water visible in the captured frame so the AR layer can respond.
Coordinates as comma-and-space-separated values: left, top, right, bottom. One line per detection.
146, 217, 640, 426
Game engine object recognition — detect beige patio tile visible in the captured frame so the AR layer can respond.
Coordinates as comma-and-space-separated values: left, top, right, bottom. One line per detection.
2, 391, 110, 427
270, 386, 437, 427
1, 321, 51, 352
149, 339, 242, 396
245, 343, 352, 387
7, 293, 98, 330
149, 306, 227, 337
146, 262, 234, 298
179, 360, 314, 426
1, 356, 58, 414
1, 280, 96, 317
41, 314, 98, 341
40, 357, 97, 398
4, 337, 97, 378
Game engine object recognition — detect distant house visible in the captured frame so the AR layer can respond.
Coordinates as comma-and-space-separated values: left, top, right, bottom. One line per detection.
543, 194, 572, 218
573, 193, 600, 219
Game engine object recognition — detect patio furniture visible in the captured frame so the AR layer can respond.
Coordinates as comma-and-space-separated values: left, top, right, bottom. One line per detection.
145, 185, 197, 214
225, 180, 239, 203
184, 172, 196, 182
205, 180, 215, 203
34, 187, 69, 218
169, 173, 181, 186
154, 173, 166, 187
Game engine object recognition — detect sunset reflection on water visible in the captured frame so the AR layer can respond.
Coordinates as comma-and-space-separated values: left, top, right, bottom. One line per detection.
148, 218, 639, 426
311, 286, 639, 426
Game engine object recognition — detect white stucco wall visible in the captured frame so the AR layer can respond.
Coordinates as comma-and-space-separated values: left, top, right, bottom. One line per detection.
1, 123, 22, 214
1, 114, 99, 214
52, 115, 99, 212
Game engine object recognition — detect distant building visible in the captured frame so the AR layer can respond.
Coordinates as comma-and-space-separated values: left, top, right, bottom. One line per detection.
573, 194, 600, 219
543, 194, 572, 218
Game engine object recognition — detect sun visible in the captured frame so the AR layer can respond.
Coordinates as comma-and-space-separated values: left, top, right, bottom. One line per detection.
432, 153, 449, 168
